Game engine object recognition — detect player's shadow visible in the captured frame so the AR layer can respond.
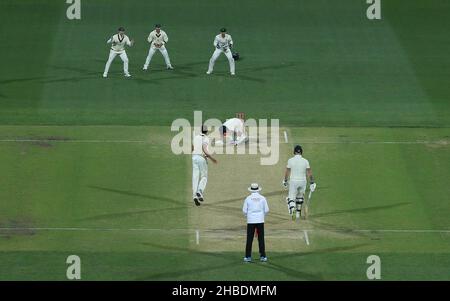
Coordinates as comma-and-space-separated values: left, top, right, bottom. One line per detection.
215, 190, 286, 205
88, 185, 186, 205
136, 241, 323, 280
78, 185, 190, 221
311, 202, 411, 219
0, 76, 52, 85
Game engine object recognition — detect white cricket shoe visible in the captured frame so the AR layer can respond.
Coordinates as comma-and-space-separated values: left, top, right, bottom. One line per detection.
206, 71, 212, 75
103, 73, 107, 78
231, 72, 235, 76
143, 66, 148, 71
167, 66, 174, 70
124, 73, 131, 77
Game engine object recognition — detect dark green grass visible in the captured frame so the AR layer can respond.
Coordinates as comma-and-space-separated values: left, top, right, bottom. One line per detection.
1, 0, 449, 126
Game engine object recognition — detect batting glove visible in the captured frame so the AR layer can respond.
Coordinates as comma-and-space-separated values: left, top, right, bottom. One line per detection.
310, 182, 316, 192
282, 179, 288, 188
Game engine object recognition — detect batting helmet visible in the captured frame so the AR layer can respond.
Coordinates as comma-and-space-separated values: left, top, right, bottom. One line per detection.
294, 145, 303, 154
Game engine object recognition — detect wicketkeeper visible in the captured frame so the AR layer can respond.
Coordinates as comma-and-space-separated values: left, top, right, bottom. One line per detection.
283, 145, 316, 219
143, 24, 173, 71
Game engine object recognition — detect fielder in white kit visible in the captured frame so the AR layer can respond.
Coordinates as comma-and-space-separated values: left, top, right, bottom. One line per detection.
206, 28, 235, 75
217, 117, 247, 145
192, 125, 217, 206
283, 145, 316, 219
103, 27, 134, 78
143, 24, 173, 71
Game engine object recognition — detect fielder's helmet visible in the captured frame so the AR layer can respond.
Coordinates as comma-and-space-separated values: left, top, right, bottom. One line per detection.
118, 27, 125, 32
232, 52, 240, 61
220, 27, 227, 32
155, 24, 161, 28
294, 145, 303, 154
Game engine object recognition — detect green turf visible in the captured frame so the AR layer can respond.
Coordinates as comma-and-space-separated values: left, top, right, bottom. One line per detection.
0, 126, 449, 280
0, 0, 449, 281
1, 0, 449, 126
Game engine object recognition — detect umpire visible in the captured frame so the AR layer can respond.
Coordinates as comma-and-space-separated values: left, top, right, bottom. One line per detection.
243, 183, 269, 263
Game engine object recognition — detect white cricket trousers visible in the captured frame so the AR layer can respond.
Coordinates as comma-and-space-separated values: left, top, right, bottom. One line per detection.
208, 48, 235, 74
144, 46, 172, 68
288, 179, 307, 201
104, 50, 129, 75
192, 155, 208, 198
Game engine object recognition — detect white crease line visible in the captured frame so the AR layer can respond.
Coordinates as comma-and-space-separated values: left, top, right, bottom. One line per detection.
196, 230, 200, 245
303, 230, 310, 245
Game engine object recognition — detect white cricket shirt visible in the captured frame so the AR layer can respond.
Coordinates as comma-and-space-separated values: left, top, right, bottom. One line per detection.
192, 133, 210, 158
147, 30, 169, 48
223, 118, 244, 133
214, 34, 233, 50
108, 34, 132, 53
287, 155, 310, 181
243, 192, 269, 224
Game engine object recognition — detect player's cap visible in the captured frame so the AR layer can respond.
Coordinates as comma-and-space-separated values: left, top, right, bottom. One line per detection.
248, 183, 261, 192
294, 145, 303, 154
118, 27, 125, 32
220, 27, 227, 32
155, 24, 161, 28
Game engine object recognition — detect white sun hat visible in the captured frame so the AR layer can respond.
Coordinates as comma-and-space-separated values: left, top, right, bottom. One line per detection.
248, 183, 261, 192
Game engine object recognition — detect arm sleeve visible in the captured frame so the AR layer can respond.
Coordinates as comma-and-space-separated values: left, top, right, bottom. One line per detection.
243, 200, 248, 215
213, 36, 219, 47
264, 198, 269, 214
229, 36, 233, 47
164, 33, 168, 43
287, 159, 291, 168
306, 160, 310, 169
147, 33, 153, 43
107, 37, 113, 44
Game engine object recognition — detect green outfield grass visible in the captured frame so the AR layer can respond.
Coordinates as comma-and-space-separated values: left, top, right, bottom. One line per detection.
0, 0, 449, 280
0, 126, 449, 280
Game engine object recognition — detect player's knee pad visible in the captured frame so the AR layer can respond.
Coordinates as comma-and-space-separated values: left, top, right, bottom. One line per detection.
296, 197, 304, 205
287, 198, 295, 209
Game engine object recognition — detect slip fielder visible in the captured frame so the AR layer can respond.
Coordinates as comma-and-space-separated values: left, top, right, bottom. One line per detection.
143, 24, 173, 71
206, 28, 235, 75
192, 125, 217, 206
283, 145, 316, 220
103, 27, 134, 78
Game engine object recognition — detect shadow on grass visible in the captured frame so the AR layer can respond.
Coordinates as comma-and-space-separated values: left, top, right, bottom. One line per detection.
135, 241, 341, 280
79, 185, 190, 221
311, 202, 411, 218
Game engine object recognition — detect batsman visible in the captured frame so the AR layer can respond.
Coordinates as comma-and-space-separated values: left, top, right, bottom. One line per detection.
283, 145, 316, 219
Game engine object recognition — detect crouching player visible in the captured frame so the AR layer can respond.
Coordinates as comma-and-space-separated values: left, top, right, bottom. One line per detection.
283, 145, 316, 220
217, 113, 248, 146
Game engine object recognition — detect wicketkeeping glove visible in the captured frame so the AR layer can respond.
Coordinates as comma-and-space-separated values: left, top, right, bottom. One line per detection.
216, 44, 221, 49
310, 182, 317, 192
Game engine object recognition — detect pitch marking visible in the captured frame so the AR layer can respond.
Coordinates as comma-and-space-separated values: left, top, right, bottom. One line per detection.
303, 230, 310, 245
